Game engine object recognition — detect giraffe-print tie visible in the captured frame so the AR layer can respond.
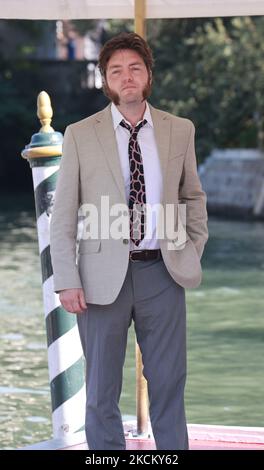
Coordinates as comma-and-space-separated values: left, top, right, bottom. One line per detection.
120, 118, 147, 246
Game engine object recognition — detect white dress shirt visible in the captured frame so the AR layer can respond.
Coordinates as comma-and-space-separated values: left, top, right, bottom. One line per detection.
111, 102, 162, 250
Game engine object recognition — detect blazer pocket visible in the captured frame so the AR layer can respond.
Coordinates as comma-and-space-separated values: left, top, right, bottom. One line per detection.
168, 153, 184, 161
170, 231, 190, 249
78, 239, 101, 254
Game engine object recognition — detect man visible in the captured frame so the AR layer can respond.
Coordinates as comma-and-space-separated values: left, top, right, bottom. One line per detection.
50, 32, 208, 450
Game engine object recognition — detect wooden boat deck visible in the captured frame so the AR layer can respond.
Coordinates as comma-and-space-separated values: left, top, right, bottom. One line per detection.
23, 422, 264, 450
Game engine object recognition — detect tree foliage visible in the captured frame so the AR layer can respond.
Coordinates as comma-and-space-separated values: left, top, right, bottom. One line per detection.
147, 16, 264, 160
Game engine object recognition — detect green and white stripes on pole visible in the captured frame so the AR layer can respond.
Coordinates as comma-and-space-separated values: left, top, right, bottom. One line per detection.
22, 91, 85, 438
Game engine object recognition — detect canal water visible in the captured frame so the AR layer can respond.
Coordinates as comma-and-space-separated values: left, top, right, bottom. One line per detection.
0, 195, 264, 449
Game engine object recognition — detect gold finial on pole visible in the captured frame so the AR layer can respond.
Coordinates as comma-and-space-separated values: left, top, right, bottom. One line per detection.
37, 91, 54, 133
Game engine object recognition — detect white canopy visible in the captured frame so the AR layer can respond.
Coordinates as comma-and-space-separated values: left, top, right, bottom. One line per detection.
0, 0, 264, 20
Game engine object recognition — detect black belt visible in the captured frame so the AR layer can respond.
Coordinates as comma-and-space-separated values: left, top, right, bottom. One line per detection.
129, 249, 161, 262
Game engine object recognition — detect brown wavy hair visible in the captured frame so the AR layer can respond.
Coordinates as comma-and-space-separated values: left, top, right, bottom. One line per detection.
98, 32, 154, 103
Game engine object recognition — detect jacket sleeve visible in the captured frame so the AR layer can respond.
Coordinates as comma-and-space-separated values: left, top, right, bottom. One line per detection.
50, 125, 83, 292
179, 121, 208, 259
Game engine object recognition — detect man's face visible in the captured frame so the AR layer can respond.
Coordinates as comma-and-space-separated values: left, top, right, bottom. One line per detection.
105, 49, 151, 106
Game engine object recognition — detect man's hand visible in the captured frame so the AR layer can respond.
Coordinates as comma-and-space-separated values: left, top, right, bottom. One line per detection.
59, 288, 87, 314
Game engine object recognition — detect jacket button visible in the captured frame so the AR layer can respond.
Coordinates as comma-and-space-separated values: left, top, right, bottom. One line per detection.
123, 239, 129, 244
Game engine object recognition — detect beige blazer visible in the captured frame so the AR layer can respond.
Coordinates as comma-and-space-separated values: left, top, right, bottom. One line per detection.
50, 103, 208, 304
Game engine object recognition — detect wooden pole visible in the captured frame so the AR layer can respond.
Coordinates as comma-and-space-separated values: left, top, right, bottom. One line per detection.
136, 344, 149, 436
134, 0, 146, 38
134, 0, 149, 437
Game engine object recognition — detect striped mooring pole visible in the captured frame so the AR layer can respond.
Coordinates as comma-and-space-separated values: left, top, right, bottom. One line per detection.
22, 91, 86, 437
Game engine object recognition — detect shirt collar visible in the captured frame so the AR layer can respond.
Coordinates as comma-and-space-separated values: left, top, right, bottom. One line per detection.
111, 102, 153, 130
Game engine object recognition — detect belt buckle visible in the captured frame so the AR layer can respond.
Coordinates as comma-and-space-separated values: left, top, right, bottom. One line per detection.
129, 250, 142, 262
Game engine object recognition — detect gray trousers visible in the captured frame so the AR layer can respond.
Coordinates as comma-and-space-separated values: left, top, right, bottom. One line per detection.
77, 257, 189, 450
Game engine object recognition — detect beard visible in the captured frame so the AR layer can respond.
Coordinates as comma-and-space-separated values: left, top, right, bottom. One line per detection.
103, 79, 152, 106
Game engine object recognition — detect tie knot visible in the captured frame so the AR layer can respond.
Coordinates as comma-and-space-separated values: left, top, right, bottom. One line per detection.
120, 118, 147, 136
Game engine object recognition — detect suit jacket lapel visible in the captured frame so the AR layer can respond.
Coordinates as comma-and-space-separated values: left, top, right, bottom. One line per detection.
149, 103, 171, 187
93, 103, 171, 204
94, 104, 127, 203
